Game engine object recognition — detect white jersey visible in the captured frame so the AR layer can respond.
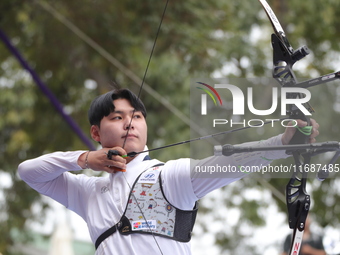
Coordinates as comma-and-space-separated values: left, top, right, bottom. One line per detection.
18, 134, 288, 255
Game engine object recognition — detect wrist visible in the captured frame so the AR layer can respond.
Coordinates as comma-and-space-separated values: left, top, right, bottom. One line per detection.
85, 151, 91, 169
78, 151, 90, 169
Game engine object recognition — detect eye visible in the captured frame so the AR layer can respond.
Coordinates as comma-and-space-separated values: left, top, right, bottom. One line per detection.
133, 113, 143, 119
111, 116, 122, 120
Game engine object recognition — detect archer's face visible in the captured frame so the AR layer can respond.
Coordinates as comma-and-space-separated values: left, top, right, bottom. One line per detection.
90, 98, 147, 155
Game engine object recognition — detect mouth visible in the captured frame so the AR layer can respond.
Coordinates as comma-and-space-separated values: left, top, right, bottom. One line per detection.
122, 134, 138, 139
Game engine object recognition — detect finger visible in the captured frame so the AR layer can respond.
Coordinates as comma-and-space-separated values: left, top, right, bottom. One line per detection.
104, 147, 127, 169
106, 153, 126, 164
105, 159, 126, 170
113, 167, 126, 172
292, 119, 308, 128
106, 147, 127, 158
309, 118, 320, 139
104, 165, 126, 173
309, 118, 319, 128
309, 137, 316, 143
103, 166, 115, 174
310, 129, 319, 139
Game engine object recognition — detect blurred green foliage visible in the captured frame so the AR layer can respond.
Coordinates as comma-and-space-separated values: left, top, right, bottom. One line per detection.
1, 0, 340, 254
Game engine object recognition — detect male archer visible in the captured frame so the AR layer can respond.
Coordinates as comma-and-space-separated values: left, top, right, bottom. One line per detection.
18, 88, 319, 254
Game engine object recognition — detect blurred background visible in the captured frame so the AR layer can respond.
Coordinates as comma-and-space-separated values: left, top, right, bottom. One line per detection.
1, 0, 340, 254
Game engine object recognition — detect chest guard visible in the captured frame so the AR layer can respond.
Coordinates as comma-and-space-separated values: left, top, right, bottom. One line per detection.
119, 164, 198, 241
95, 164, 198, 249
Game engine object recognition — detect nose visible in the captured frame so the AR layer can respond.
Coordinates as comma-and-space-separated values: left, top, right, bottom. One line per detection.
124, 116, 134, 130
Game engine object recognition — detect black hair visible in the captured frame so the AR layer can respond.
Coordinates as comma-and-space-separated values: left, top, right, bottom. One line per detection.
88, 89, 147, 126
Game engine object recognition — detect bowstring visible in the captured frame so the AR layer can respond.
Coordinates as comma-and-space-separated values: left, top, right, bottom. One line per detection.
122, 0, 170, 149
120, 1, 170, 254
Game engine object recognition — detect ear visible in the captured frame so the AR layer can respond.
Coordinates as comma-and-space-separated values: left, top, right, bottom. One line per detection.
90, 125, 101, 142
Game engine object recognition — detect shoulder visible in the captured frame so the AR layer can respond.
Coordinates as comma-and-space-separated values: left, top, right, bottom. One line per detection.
160, 158, 191, 179
161, 159, 197, 207
163, 158, 190, 170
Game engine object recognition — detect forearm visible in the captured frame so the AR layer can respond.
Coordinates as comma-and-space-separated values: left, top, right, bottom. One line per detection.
192, 134, 289, 176
17, 151, 86, 205
18, 151, 85, 183
229, 134, 290, 167
191, 134, 290, 198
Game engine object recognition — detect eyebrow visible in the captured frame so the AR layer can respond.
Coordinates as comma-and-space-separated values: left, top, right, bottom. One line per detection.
111, 109, 141, 114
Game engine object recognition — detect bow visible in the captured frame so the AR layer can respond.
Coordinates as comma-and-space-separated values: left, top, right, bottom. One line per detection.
258, 1, 339, 254
258, 3, 312, 253
206, 1, 340, 253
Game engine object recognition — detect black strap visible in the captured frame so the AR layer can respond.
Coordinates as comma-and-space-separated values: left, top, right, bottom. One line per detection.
95, 222, 122, 249
95, 155, 152, 249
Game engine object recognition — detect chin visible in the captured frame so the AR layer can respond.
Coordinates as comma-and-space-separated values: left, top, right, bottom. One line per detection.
126, 145, 144, 154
